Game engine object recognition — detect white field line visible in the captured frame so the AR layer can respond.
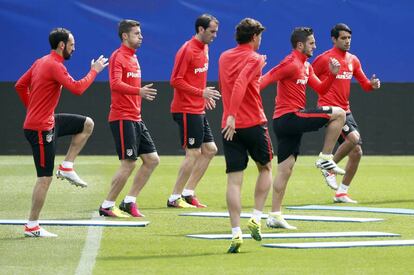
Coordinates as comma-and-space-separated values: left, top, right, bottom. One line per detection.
75, 212, 103, 275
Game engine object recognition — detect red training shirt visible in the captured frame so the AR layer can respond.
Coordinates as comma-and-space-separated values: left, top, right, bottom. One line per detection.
108, 44, 142, 122
219, 44, 267, 128
312, 47, 373, 112
170, 37, 208, 114
15, 51, 98, 131
260, 49, 336, 119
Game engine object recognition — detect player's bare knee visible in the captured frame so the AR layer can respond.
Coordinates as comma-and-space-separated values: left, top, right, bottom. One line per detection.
258, 161, 272, 173
38, 176, 53, 186
144, 154, 160, 169
348, 132, 361, 146
186, 148, 202, 159
121, 159, 136, 172
331, 107, 346, 121
83, 117, 94, 135
203, 143, 218, 158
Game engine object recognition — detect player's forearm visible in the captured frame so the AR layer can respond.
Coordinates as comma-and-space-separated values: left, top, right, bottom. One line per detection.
61, 69, 98, 95
111, 80, 140, 95
171, 78, 203, 96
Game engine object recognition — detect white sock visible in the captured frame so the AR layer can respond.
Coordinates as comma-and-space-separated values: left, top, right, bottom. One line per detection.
252, 209, 262, 223
101, 200, 115, 209
168, 194, 181, 202
124, 196, 136, 204
61, 161, 74, 169
231, 227, 242, 237
27, 220, 39, 228
270, 211, 282, 216
319, 152, 333, 160
337, 183, 349, 194
182, 189, 194, 197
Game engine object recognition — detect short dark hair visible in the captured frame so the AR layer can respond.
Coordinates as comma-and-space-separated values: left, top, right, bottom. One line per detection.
49, 28, 71, 50
331, 23, 352, 39
290, 27, 313, 48
118, 19, 140, 41
235, 18, 265, 44
195, 14, 219, 34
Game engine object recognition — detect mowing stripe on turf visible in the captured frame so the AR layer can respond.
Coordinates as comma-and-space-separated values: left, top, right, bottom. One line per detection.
186, 231, 400, 239
179, 212, 383, 222
287, 205, 414, 215
263, 240, 414, 249
75, 213, 103, 275
0, 219, 149, 227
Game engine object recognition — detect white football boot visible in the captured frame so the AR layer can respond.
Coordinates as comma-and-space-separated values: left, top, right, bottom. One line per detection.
56, 165, 88, 188
321, 169, 339, 190
334, 193, 358, 204
24, 225, 57, 238
315, 153, 345, 175
266, 213, 297, 230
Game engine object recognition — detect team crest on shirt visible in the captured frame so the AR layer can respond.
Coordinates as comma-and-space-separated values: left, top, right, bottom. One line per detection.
342, 125, 350, 132
188, 138, 195, 145
46, 133, 53, 143
348, 63, 353, 71
126, 149, 133, 156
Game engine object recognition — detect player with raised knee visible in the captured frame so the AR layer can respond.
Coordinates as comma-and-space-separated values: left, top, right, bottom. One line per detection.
312, 23, 380, 203
260, 27, 345, 230
15, 27, 108, 237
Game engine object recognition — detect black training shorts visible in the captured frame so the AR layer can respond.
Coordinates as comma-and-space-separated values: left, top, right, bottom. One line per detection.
222, 124, 273, 173
273, 108, 331, 163
110, 120, 157, 160
24, 113, 86, 177
172, 113, 214, 149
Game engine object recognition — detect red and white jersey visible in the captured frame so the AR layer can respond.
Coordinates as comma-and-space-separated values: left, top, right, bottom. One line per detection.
312, 47, 373, 112
219, 44, 267, 128
108, 44, 142, 122
260, 50, 335, 119
170, 37, 208, 114
15, 51, 97, 130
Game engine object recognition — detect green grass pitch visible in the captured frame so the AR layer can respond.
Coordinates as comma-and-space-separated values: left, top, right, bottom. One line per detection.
1, 155, 414, 274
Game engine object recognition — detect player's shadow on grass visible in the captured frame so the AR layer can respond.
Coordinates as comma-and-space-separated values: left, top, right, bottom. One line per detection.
0, 237, 28, 241
360, 199, 414, 206
97, 252, 225, 261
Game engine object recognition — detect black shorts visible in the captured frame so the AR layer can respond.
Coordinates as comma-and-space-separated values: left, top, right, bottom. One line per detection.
273, 108, 331, 163
24, 113, 86, 177
172, 113, 214, 149
222, 124, 273, 173
338, 112, 362, 145
110, 120, 157, 160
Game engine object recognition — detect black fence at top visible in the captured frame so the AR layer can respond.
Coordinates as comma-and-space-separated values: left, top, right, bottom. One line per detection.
1, 82, 413, 155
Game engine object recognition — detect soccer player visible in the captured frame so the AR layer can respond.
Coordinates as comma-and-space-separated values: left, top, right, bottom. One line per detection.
15, 28, 108, 237
312, 23, 380, 203
260, 27, 346, 230
168, 14, 221, 208
220, 18, 272, 253
99, 19, 159, 218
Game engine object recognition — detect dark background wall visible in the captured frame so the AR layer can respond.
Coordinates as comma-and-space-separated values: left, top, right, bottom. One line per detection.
2, 82, 413, 155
